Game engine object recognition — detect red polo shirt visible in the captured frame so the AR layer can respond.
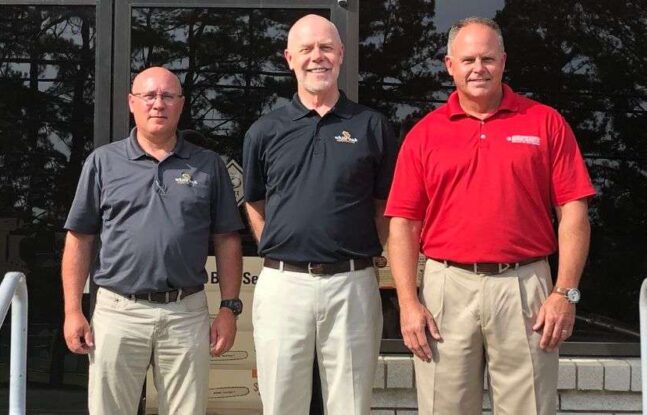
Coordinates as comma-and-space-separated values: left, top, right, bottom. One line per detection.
385, 85, 596, 263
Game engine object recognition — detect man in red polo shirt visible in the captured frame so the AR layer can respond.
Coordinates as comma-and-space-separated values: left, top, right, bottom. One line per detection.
385, 17, 595, 415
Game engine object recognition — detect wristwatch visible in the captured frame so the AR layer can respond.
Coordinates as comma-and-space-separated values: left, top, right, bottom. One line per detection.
220, 298, 243, 316
553, 287, 581, 304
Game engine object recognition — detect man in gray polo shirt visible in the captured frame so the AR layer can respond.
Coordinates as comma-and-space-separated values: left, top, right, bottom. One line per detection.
62, 66, 244, 414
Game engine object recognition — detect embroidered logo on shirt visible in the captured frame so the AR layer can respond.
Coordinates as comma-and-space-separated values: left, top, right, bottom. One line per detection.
506, 135, 541, 146
175, 172, 198, 186
334, 130, 358, 144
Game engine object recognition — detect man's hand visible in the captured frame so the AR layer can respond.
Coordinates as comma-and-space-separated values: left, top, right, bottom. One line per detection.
532, 293, 576, 352
63, 311, 94, 354
210, 309, 237, 357
400, 300, 442, 362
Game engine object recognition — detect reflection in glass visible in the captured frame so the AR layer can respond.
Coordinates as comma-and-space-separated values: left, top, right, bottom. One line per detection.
0, 4, 95, 402
360, 0, 646, 342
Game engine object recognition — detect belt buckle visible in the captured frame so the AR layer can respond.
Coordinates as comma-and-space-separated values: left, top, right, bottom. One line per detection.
308, 263, 325, 275
473, 263, 497, 275
498, 263, 511, 273
146, 291, 171, 303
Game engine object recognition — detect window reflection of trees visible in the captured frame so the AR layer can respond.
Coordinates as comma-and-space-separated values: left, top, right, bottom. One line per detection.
360, 0, 647, 337
0, 6, 95, 387
359, 0, 447, 141
498, 0, 647, 332
130, 8, 327, 162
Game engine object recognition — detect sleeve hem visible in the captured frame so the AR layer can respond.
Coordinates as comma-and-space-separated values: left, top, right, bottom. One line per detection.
383, 209, 425, 221
63, 225, 99, 235
554, 190, 597, 207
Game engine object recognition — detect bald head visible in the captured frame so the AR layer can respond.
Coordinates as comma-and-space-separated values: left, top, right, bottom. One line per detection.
131, 67, 182, 94
287, 14, 342, 51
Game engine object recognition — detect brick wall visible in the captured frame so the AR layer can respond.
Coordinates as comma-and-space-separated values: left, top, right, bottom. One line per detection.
371, 356, 642, 414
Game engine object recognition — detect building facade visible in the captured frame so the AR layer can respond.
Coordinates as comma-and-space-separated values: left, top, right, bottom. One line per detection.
0, 0, 644, 412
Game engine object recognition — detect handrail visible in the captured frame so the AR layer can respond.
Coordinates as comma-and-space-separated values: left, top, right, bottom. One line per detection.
639, 278, 647, 415
0, 272, 28, 415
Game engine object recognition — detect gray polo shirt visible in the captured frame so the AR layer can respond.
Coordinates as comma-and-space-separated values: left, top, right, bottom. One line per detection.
64, 128, 243, 293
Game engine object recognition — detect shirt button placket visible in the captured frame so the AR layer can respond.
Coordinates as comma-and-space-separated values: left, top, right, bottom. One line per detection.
479, 120, 488, 147
313, 118, 324, 155
155, 164, 166, 195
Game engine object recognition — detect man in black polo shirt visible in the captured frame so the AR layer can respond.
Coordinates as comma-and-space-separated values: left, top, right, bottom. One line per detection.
62, 67, 244, 414
243, 15, 397, 415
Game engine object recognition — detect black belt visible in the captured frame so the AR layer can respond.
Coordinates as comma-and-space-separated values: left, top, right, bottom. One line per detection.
264, 257, 373, 275
430, 257, 545, 275
107, 286, 204, 304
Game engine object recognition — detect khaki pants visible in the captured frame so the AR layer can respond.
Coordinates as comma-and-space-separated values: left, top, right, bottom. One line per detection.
89, 287, 210, 415
415, 259, 558, 415
253, 265, 382, 415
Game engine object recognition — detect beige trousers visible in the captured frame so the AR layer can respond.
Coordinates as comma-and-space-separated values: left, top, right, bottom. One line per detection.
89, 287, 210, 415
415, 259, 558, 415
253, 265, 382, 415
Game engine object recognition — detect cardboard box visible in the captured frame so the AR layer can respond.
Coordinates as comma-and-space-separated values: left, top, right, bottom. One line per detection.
377, 252, 425, 289
209, 330, 255, 369
207, 368, 261, 409
207, 409, 261, 415
146, 367, 262, 413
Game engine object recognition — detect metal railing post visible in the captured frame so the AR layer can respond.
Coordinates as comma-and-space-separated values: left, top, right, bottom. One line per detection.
0, 272, 28, 415
639, 278, 647, 414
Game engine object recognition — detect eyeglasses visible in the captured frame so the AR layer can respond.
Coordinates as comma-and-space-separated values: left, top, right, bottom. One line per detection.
131, 91, 183, 105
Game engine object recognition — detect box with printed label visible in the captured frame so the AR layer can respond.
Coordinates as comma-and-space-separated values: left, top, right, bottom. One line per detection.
208, 409, 261, 415
207, 368, 262, 410
376, 251, 425, 289
146, 368, 262, 413
205, 256, 262, 293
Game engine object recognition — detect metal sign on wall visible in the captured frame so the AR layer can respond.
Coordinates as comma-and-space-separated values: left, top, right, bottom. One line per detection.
226, 159, 244, 206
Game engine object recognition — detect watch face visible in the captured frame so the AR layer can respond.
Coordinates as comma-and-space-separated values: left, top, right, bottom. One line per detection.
567, 289, 581, 303
221, 299, 243, 315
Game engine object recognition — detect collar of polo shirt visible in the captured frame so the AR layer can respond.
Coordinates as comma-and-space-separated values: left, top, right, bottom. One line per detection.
447, 84, 520, 120
125, 127, 195, 160
288, 90, 354, 121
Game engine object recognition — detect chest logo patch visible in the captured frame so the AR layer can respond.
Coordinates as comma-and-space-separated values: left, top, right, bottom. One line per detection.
175, 172, 198, 186
334, 130, 358, 144
506, 135, 541, 146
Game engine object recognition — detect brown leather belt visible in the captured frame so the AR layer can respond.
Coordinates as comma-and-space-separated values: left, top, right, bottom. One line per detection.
108, 286, 204, 304
430, 257, 545, 275
263, 257, 373, 275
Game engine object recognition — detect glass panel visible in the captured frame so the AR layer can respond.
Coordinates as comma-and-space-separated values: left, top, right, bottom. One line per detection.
0, 4, 95, 410
130, 7, 330, 254
360, 0, 645, 344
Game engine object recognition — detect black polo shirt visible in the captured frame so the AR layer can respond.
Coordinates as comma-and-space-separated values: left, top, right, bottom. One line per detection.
64, 128, 244, 293
243, 92, 397, 263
